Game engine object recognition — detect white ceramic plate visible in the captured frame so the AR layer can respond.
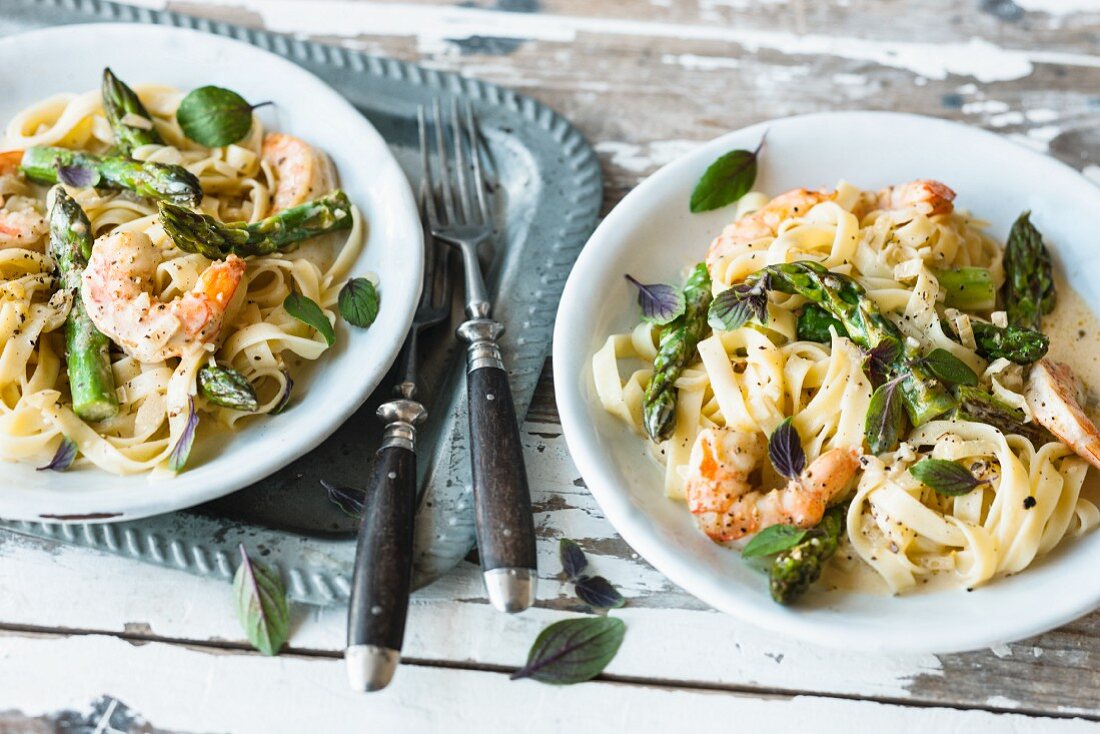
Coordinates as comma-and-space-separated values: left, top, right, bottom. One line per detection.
0, 24, 422, 522
554, 111, 1100, 654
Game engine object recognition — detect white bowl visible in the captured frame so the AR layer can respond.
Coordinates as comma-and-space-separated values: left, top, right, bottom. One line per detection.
554, 111, 1100, 654
0, 24, 422, 521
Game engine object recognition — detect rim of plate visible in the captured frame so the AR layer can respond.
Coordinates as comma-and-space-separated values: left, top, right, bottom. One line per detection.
554, 110, 1100, 654
0, 23, 421, 521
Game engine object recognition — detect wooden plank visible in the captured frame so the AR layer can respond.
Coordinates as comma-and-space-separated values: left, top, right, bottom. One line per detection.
1, 631, 1095, 734
5, 424, 1100, 717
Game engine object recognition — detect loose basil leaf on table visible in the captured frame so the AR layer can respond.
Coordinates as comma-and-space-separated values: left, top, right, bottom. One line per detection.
741, 524, 808, 559
624, 274, 686, 326
233, 544, 291, 656
284, 291, 336, 347
176, 85, 271, 148
320, 479, 366, 519
909, 458, 989, 497
575, 576, 626, 610
511, 617, 626, 685
689, 135, 765, 213
559, 538, 589, 580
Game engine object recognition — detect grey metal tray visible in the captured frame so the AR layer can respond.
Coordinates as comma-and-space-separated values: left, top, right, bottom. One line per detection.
0, 0, 601, 604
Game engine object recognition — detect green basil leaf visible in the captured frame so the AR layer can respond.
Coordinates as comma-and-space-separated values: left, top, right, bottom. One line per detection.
768, 417, 806, 480
708, 280, 770, 331
338, 277, 380, 328
909, 458, 987, 497
574, 576, 626, 610
284, 291, 335, 347
167, 397, 198, 472
176, 86, 262, 148
233, 544, 290, 656
689, 137, 764, 213
559, 538, 588, 581
865, 377, 906, 454
741, 524, 808, 558
921, 348, 978, 386
511, 617, 625, 685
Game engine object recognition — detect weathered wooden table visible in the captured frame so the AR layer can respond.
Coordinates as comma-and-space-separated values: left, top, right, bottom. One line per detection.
5, 1, 1100, 731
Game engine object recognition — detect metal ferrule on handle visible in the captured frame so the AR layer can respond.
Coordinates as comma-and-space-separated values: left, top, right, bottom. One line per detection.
378, 398, 428, 450
457, 319, 506, 372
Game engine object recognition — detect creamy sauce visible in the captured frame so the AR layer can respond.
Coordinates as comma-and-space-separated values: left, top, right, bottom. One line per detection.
821, 277, 1100, 598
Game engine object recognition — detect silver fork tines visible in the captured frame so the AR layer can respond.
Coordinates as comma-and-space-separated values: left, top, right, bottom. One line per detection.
418, 99, 493, 320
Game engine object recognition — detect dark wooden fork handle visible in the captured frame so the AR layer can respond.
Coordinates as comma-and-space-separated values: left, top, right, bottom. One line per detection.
347, 399, 425, 692
459, 318, 538, 613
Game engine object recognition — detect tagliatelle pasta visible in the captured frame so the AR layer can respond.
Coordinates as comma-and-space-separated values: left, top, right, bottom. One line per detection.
593, 180, 1100, 597
0, 83, 365, 475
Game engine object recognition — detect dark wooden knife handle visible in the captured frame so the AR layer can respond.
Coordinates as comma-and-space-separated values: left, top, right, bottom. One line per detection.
348, 444, 417, 651
467, 364, 537, 574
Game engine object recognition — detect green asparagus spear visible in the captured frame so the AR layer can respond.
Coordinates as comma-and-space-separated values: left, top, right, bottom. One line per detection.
932, 267, 996, 312
969, 321, 1048, 364
47, 187, 118, 422
102, 68, 164, 155
198, 364, 259, 412
21, 146, 201, 206
796, 304, 845, 343
158, 191, 353, 258
728, 261, 955, 426
769, 503, 845, 605
1002, 211, 1055, 330
951, 385, 1052, 445
643, 263, 712, 440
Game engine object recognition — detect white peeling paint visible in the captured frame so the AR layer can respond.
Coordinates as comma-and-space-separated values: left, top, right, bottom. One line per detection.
662, 53, 742, 71
596, 140, 701, 174
184, 1, 1100, 82
0, 634, 1083, 734
1015, 0, 1100, 15
961, 100, 1010, 115
1026, 108, 1062, 123
989, 111, 1027, 127
990, 642, 1013, 658
1026, 125, 1063, 143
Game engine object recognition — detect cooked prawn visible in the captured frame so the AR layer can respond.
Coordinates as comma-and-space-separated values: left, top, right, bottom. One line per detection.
261, 132, 336, 213
706, 179, 956, 269
1025, 359, 1100, 469
685, 427, 861, 542
0, 149, 46, 250
81, 230, 246, 363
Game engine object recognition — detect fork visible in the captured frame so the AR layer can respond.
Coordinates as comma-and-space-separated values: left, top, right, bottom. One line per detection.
345, 201, 452, 692
420, 100, 538, 614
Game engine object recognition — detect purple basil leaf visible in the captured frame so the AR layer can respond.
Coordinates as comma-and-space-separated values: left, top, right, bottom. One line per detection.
574, 575, 625, 610
624, 274, 685, 326
167, 397, 198, 472
559, 538, 588, 581
271, 370, 293, 414
36, 436, 77, 472
57, 164, 100, 188
233, 544, 290, 656
865, 377, 906, 454
511, 617, 626, 685
768, 417, 805, 480
864, 340, 900, 384
321, 479, 365, 518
